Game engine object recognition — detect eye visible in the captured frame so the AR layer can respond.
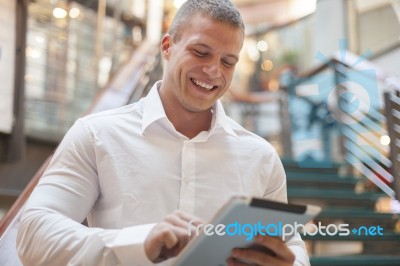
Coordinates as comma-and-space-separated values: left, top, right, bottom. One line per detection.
193, 49, 208, 57
222, 59, 235, 68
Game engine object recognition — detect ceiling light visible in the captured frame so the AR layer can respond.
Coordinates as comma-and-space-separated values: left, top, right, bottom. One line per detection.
380, 135, 391, 146
69, 7, 80, 19
257, 40, 268, 52
53, 7, 67, 19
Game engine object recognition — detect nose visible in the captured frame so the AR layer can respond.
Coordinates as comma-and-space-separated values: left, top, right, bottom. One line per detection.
202, 58, 221, 78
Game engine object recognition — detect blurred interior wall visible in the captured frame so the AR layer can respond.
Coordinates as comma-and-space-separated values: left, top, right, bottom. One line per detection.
146, 0, 164, 43
0, 0, 16, 134
312, 0, 346, 62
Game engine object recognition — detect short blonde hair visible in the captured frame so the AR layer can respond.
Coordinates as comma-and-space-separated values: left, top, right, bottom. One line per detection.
168, 0, 244, 42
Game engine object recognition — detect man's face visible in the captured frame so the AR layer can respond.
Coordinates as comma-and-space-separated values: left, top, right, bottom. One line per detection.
160, 13, 244, 113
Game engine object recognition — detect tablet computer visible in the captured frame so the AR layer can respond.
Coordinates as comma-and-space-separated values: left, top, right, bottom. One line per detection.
173, 196, 321, 266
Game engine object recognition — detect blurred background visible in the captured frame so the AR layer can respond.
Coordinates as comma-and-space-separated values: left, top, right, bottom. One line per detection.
1, 0, 400, 265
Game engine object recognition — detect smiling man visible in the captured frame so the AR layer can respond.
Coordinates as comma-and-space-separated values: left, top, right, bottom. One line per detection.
17, 1, 309, 265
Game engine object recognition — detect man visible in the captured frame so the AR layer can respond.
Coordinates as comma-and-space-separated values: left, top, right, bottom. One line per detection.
17, 0, 309, 265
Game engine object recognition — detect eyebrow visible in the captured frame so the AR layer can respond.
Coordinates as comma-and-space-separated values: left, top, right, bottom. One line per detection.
191, 43, 239, 62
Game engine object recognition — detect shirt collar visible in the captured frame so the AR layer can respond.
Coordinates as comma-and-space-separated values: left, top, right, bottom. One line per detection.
212, 100, 238, 139
141, 81, 167, 134
141, 81, 238, 139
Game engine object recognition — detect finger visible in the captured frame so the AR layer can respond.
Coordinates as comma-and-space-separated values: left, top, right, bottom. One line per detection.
170, 226, 192, 250
168, 210, 206, 239
172, 210, 205, 225
231, 248, 283, 266
149, 225, 189, 261
158, 225, 180, 249
159, 225, 191, 249
165, 213, 192, 228
157, 226, 192, 260
226, 257, 258, 266
145, 212, 204, 263
255, 235, 295, 263
164, 214, 202, 239
165, 212, 203, 230
145, 224, 178, 261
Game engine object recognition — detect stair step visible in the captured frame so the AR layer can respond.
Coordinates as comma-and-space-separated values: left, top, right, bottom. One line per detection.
287, 174, 358, 189
281, 158, 344, 174
288, 188, 384, 208
286, 172, 359, 182
302, 232, 400, 241
318, 208, 399, 219
310, 255, 400, 266
288, 188, 383, 200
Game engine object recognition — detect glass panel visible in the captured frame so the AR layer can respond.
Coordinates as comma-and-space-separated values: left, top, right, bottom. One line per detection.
25, 0, 137, 142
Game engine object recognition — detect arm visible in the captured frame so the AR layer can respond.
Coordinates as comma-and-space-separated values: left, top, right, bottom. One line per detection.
16, 120, 154, 265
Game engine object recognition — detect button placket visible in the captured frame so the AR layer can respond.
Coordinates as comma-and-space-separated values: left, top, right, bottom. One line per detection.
178, 141, 196, 214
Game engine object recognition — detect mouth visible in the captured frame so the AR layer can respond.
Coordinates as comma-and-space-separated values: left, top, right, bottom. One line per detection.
191, 78, 218, 91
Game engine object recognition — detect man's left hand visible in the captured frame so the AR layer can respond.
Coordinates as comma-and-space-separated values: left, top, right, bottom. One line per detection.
227, 235, 295, 266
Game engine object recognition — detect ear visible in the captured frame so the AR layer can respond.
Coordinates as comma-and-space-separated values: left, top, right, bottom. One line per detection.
160, 34, 172, 60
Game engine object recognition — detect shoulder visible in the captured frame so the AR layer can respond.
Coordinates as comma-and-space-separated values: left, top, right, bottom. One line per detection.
226, 117, 278, 155
78, 100, 143, 129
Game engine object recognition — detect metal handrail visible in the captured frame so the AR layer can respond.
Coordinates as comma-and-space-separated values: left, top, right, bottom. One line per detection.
295, 50, 400, 91
384, 92, 400, 200
284, 49, 400, 199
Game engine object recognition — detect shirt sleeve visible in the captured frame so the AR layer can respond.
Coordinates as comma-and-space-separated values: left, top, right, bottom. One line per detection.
262, 148, 311, 266
16, 119, 155, 266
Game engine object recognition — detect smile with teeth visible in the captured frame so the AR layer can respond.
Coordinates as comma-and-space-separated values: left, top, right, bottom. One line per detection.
191, 78, 216, 91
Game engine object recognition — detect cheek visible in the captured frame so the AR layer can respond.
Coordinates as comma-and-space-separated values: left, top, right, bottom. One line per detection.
223, 70, 234, 83
176, 59, 193, 78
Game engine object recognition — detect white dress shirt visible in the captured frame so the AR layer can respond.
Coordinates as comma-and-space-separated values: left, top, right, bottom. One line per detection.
17, 81, 310, 265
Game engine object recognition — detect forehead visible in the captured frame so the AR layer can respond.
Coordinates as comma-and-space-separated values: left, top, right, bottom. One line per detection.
178, 13, 244, 55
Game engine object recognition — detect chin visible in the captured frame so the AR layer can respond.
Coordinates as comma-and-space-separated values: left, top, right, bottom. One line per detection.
184, 103, 212, 113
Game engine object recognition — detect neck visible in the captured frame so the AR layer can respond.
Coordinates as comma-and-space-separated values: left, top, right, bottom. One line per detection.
158, 81, 215, 139
166, 107, 213, 139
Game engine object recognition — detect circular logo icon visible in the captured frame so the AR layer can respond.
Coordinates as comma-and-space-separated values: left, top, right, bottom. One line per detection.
327, 81, 371, 124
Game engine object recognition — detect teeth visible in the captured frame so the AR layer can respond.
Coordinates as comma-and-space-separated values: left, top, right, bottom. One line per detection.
193, 79, 214, 90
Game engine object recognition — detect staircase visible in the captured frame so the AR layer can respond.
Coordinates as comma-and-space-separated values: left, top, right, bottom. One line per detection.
282, 158, 400, 266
